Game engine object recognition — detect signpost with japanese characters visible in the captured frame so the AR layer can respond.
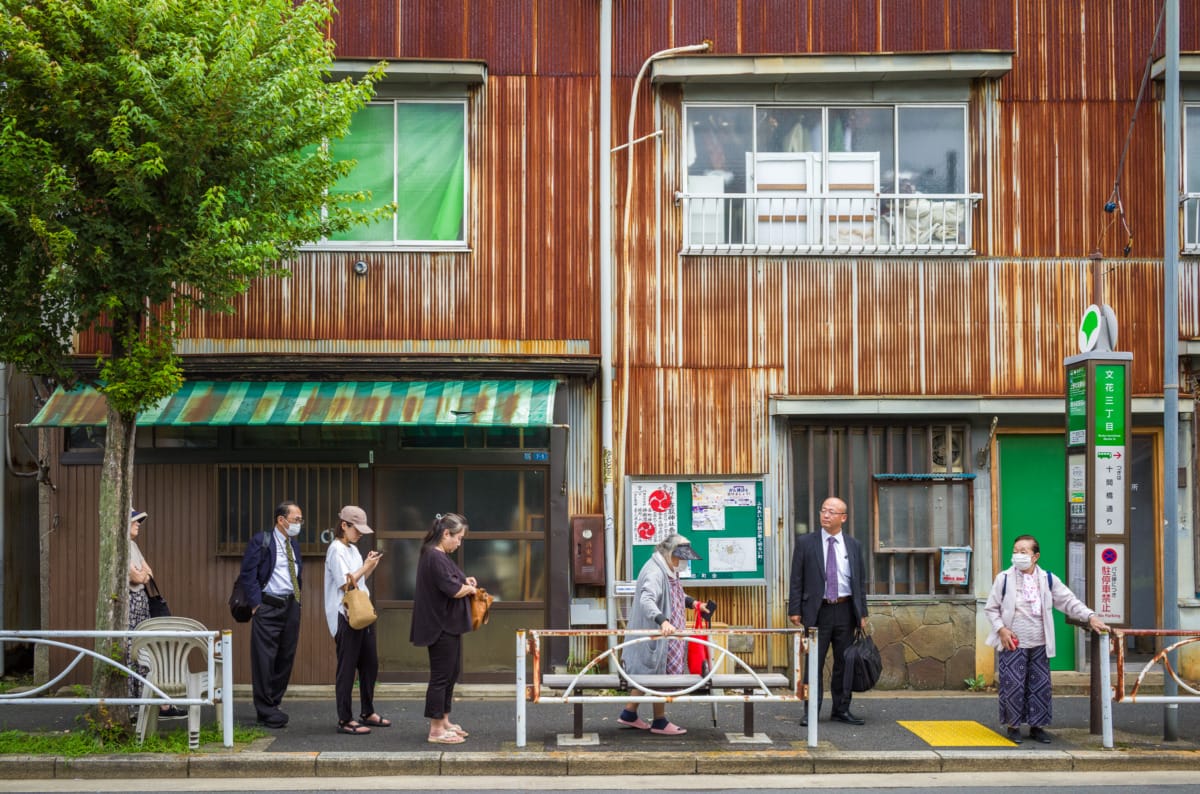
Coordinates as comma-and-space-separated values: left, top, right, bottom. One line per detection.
1064, 305, 1131, 627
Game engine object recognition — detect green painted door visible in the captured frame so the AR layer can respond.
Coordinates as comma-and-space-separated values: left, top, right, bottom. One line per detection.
996, 434, 1075, 670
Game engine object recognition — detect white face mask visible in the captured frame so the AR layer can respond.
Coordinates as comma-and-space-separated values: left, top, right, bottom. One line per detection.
1011, 553, 1032, 571
286, 522, 302, 537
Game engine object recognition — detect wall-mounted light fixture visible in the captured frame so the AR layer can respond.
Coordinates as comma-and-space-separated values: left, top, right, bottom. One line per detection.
352, 260, 369, 276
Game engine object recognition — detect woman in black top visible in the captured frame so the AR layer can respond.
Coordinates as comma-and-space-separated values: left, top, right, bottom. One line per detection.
410, 512, 477, 744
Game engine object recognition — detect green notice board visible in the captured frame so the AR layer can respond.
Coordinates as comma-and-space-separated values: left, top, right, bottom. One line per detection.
627, 479, 765, 584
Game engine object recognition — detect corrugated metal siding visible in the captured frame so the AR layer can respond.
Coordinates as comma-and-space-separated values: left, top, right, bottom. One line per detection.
565, 378, 601, 516
624, 367, 775, 475
45, 459, 335, 686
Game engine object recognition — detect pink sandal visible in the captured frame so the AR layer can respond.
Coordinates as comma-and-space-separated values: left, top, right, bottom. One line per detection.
650, 721, 687, 735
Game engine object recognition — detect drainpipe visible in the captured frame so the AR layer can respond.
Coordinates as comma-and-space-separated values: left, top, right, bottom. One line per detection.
1162, 0, 1180, 743
599, 0, 617, 634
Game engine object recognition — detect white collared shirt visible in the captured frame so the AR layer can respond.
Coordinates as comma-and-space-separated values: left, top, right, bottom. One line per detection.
821, 529, 852, 598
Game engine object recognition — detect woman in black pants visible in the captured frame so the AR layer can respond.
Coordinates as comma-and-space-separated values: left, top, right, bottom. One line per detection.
410, 512, 477, 744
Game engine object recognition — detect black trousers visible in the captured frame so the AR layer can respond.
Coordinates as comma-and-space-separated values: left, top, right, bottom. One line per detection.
334, 613, 379, 724
250, 598, 300, 721
423, 631, 462, 720
805, 599, 855, 715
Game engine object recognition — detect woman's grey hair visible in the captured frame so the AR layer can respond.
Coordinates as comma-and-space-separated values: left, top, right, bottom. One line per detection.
657, 534, 687, 556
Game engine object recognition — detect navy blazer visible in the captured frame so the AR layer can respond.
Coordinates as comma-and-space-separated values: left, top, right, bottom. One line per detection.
787, 530, 868, 628
236, 529, 303, 610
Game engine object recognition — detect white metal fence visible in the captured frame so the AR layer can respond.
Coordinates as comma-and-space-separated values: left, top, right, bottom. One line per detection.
0, 629, 234, 748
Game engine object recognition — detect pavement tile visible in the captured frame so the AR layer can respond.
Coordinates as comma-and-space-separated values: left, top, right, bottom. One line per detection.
567, 750, 694, 775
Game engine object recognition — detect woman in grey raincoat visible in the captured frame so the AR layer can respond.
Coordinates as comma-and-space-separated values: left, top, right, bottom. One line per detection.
617, 533, 710, 736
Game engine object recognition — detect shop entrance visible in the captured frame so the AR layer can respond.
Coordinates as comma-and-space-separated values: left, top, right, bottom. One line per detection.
369, 465, 548, 681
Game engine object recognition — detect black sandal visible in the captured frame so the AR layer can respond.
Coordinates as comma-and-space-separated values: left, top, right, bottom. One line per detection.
337, 720, 371, 735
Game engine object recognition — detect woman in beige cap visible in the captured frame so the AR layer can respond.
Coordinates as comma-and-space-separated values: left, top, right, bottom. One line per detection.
324, 505, 384, 735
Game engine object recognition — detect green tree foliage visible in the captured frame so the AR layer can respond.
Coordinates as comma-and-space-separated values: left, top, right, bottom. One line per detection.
0, 0, 385, 730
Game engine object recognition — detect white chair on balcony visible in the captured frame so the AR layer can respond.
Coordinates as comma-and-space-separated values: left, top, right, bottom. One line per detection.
131, 616, 221, 749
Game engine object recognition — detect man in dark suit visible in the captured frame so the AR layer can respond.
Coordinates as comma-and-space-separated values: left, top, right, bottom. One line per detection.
237, 500, 304, 728
787, 496, 869, 726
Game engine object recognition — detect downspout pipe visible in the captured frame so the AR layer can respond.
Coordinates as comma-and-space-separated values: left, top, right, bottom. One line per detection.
1162, 0, 1180, 742
609, 39, 710, 635
599, 0, 616, 635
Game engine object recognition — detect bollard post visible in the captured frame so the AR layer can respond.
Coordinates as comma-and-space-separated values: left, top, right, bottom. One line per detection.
1100, 631, 1113, 749
807, 627, 818, 748
516, 629, 526, 748
221, 631, 234, 748
1090, 629, 1102, 734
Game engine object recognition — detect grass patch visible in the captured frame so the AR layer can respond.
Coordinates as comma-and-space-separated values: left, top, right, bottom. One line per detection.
0, 723, 266, 756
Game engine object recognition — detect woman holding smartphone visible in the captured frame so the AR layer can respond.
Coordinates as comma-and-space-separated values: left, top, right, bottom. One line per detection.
324, 505, 385, 735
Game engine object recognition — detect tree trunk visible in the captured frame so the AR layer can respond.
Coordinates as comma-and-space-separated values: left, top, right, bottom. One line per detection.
89, 401, 137, 731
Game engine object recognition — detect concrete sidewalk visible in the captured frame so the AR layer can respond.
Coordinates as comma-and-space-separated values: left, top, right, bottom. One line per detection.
1, 682, 1198, 779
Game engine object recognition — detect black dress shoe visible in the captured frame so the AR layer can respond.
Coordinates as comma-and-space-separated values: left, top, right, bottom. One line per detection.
257, 711, 289, 729
1006, 726, 1023, 744
159, 706, 188, 719
830, 710, 865, 725
799, 713, 808, 727
1029, 726, 1052, 744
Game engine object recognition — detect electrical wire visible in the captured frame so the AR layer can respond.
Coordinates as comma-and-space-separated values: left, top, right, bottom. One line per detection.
1097, 1, 1166, 258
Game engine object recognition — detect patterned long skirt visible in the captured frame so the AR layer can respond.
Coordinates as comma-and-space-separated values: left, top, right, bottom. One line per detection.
996, 644, 1052, 728
126, 589, 151, 699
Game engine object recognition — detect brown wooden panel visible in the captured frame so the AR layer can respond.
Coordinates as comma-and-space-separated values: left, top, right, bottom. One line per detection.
45, 458, 335, 687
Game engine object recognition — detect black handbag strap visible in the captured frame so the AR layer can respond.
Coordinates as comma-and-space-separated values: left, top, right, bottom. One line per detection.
145, 576, 162, 599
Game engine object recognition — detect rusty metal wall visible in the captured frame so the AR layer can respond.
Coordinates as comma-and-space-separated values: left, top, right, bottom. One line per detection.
44, 454, 335, 686
564, 378, 602, 516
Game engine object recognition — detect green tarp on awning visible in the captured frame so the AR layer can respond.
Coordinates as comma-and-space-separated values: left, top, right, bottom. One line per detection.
28, 380, 558, 427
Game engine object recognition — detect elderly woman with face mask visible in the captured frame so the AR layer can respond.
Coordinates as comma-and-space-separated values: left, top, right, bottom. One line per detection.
617, 533, 710, 736
984, 534, 1108, 745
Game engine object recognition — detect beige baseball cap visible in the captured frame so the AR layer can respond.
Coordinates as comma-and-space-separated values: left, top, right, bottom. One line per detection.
338, 505, 373, 534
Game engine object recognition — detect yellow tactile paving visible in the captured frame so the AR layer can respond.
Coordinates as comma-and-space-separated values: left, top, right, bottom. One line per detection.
899, 719, 1018, 747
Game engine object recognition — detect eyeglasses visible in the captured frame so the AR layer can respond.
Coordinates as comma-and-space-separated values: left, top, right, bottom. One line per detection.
819, 508, 846, 516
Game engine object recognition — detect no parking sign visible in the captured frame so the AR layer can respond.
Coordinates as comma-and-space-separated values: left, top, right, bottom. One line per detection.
1094, 544, 1125, 623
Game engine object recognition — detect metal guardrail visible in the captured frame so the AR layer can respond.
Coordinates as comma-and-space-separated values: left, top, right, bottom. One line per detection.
516, 627, 818, 748
0, 629, 234, 748
1100, 627, 1200, 749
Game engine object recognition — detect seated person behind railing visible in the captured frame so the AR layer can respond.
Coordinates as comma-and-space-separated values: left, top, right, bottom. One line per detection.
617, 534, 711, 736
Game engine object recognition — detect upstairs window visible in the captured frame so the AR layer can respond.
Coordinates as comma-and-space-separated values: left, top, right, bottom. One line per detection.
1185, 104, 1200, 251
324, 99, 468, 248
682, 102, 974, 255
311, 60, 484, 250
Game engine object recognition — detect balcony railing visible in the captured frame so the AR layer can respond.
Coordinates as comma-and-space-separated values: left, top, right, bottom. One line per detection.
678, 191, 982, 256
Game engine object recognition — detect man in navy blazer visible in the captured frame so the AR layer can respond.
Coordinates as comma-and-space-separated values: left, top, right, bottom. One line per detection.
237, 500, 304, 728
787, 496, 869, 726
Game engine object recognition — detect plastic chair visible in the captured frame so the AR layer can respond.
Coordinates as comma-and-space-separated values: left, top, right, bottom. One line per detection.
131, 616, 221, 749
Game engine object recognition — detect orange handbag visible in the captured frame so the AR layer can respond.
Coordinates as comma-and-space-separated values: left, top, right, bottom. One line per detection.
470, 586, 494, 630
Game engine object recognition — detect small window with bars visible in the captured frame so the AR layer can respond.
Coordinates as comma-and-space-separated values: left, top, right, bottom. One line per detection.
216, 463, 358, 555
791, 422, 973, 596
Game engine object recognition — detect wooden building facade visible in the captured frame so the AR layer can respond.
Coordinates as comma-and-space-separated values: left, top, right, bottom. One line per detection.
16, 1, 1200, 686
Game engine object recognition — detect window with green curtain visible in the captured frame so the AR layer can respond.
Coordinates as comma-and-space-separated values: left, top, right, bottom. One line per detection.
328, 100, 466, 244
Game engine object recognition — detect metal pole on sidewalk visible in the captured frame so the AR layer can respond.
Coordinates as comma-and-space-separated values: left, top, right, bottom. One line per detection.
516, 629, 527, 748
1163, 0, 1181, 743
1100, 631, 1113, 749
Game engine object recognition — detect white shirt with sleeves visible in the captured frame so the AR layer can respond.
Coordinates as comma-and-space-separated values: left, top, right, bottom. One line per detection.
324, 539, 368, 637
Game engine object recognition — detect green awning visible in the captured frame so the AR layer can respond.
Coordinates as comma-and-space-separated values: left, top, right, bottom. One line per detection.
28, 380, 558, 428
